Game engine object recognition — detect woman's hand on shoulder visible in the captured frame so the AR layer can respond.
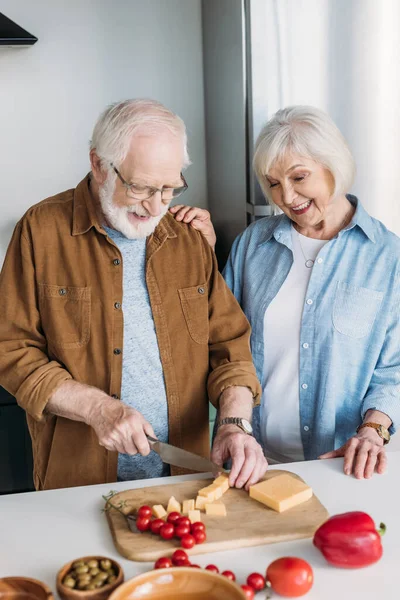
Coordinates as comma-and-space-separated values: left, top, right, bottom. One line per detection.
169, 204, 216, 250
319, 427, 387, 479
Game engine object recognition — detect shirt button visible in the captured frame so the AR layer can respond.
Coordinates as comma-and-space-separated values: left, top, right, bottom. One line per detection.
301, 383, 308, 390
111, 394, 119, 399
198, 287, 205, 294
306, 298, 313, 305
59, 288, 67, 296
304, 425, 310, 432
317, 257, 323, 264
114, 302, 122, 309
113, 348, 122, 355
113, 258, 121, 266
302, 343, 309, 349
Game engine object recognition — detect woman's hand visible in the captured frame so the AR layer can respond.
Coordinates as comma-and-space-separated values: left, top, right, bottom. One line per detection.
169, 205, 216, 250
319, 427, 387, 479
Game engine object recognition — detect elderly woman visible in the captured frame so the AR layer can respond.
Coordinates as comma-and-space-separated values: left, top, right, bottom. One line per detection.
170, 105, 400, 479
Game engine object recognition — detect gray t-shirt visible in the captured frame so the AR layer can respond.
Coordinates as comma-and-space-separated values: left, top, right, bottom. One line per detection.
104, 227, 170, 480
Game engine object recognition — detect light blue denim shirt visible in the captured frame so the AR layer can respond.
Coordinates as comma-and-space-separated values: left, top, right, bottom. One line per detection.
223, 196, 400, 459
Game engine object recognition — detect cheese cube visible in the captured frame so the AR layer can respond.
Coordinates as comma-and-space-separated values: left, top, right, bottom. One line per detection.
205, 501, 227, 516
198, 484, 216, 497
195, 495, 208, 510
213, 474, 230, 494
152, 504, 167, 519
167, 496, 181, 514
182, 499, 195, 514
249, 474, 313, 513
197, 488, 217, 503
188, 509, 201, 523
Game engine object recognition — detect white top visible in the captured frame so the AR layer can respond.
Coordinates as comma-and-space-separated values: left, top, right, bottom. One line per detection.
261, 226, 328, 463
0, 455, 398, 600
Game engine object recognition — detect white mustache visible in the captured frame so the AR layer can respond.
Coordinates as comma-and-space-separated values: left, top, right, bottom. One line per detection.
127, 206, 151, 217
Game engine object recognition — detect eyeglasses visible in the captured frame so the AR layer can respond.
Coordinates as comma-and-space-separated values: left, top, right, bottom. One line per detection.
111, 164, 188, 202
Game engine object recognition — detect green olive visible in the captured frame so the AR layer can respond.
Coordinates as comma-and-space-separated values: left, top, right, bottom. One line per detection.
97, 572, 109, 582
93, 579, 104, 589
75, 565, 89, 575
107, 576, 117, 584
89, 568, 100, 577
85, 584, 97, 590
106, 568, 115, 577
77, 575, 91, 584
100, 559, 112, 571
77, 580, 89, 590
87, 560, 99, 569
63, 577, 76, 588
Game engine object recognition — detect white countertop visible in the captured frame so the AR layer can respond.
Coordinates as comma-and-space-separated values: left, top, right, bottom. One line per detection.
0, 455, 398, 600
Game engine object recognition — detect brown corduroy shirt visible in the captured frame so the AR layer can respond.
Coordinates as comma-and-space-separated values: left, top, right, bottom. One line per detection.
0, 175, 260, 490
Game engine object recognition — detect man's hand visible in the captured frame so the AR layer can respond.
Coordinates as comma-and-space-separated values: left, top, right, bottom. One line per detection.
169, 205, 216, 250
319, 427, 387, 479
211, 425, 268, 491
87, 398, 157, 455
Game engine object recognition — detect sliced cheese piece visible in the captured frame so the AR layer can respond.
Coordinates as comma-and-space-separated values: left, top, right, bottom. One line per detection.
213, 474, 230, 494
152, 504, 167, 519
188, 509, 201, 523
167, 496, 181, 514
205, 501, 227, 516
195, 495, 208, 510
182, 499, 195, 515
249, 474, 313, 513
198, 484, 216, 497
197, 488, 217, 503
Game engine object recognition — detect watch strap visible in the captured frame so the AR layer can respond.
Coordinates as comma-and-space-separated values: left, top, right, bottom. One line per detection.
216, 417, 252, 434
356, 422, 390, 444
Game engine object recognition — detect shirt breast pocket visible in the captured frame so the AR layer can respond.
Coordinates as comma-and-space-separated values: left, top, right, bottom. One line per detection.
38, 283, 91, 349
178, 284, 209, 344
332, 281, 383, 339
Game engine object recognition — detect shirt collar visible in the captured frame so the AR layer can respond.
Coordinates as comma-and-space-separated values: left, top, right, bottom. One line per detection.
345, 194, 376, 243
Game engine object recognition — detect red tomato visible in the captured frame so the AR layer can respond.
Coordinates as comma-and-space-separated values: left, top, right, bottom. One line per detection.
180, 533, 196, 549
222, 570, 236, 581
167, 511, 181, 525
172, 549, 190, 566
177, 517, 191, 528
266, 557, 313, 598
241, 585, 255, 600
154, 556, 172, 569
192, 530, 206, 544
159, 523, 175, 540
150, 518, 165, 535
137, 505, 152, 518
190, 522, 205, 533
175, 524, 191, 538
136, 516, 151, 532
247, 572, 266, 591
205, 564, 219, 573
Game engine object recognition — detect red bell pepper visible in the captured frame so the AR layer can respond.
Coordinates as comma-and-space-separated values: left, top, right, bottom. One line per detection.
313, 511, 386, 568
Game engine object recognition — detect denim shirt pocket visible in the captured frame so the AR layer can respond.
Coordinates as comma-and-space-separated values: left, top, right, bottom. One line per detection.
332, 281, 383, 339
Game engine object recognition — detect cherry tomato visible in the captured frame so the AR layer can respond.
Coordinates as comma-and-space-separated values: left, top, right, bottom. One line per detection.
222, 570, 236, 581
190, 564, 201, 568
241, 585, 255, 600
177, 517, 191, 528
205, 564, 219, 573
167, 511, 181, 525
266, 557, 313, 598
247, 572, 266, 591
150, 518, 165, 535
192, 530, 206, 544
175, 524, 191, 538
172, 549, 190, 566
136, 516, 151, 532
154, 556, 172, 569
159, 523, 175, 540
137, 505, 152, 518
190, 522, 205, 534
180, 533, 196, 549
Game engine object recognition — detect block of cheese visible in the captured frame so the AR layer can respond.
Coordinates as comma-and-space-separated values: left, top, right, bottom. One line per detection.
213, 474, 230, 494
205, 501, 227, 516
167, 496, 181, 514
188, 509, 201, 523
197, 488, 217, 503
249, 474, 313, 513
152, 504, 167, 519
195, 495, 208, 510
182, 499, 195, 514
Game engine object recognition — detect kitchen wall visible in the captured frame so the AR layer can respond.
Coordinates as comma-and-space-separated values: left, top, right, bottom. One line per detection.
0, 0, 207, 265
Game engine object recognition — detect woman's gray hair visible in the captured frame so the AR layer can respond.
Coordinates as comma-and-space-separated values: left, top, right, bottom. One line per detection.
253, 106, 356, 203
90, 98, 191, 170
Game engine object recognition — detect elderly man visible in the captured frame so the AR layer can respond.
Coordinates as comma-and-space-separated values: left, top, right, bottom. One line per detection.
0, 99, 267, 491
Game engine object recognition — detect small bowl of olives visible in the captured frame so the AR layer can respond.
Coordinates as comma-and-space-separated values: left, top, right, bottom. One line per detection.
56, 556, 124, 600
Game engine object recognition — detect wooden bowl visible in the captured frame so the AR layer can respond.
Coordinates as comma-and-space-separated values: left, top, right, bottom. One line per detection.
56, 556, 124, 600
108, 567, 246, 600
0, 577, 54, 600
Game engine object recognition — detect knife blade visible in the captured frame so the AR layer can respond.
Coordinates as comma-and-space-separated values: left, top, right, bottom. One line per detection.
146, 435, 225, 474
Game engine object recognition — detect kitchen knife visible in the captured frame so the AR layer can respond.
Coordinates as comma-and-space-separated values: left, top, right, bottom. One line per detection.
146, 435, 225, 474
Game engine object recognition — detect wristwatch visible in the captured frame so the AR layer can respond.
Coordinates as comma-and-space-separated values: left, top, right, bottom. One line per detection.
356, 422, 390, 445
216, 417, 253, 435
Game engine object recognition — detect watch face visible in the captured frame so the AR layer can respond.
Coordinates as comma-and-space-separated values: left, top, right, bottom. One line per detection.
379, 425, 390, 442
241, 419, 253, 434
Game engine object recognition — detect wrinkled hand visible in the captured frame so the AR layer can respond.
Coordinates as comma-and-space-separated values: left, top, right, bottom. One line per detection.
87, 398, 156, 455
169, 205, 216, 250
319, 428, 387, 479
211, 425, 268, 490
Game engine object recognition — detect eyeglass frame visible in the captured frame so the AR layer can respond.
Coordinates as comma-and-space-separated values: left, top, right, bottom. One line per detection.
111, 163, 188, 202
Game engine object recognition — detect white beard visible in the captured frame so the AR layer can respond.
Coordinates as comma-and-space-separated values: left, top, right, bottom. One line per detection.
99, 174, 168, 239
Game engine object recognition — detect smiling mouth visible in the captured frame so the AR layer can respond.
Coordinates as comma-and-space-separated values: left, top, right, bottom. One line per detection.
127, 212, 151, 222
291, 200, 312, 213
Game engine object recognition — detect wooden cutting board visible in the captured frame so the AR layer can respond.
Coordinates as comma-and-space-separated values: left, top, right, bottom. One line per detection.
105, 470, 329, 562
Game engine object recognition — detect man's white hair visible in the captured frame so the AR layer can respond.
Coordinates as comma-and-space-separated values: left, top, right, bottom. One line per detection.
253, 106, 356, 203
90, 98, 191, 170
